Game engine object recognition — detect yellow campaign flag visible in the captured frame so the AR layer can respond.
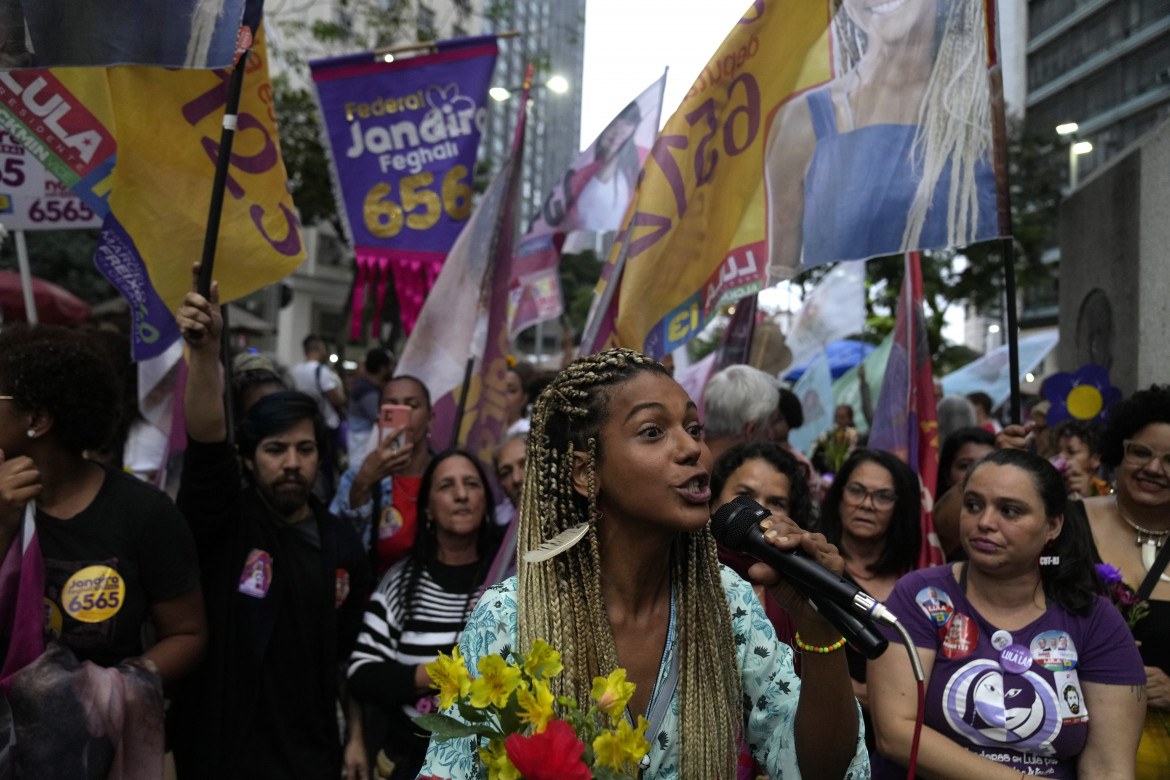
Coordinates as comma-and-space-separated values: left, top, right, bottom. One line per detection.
586, 0, 1002, 359
107, 29, 304, 312
0, 25, 303, 358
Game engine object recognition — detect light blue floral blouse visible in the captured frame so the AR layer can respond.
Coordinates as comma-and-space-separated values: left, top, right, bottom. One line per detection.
417, 566, 870, 779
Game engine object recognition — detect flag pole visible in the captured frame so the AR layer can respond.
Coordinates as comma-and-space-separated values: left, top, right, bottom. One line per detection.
197, 48, 250, 297
197, 47, 251, 444
1002, 239, 1022, 424
14, 230, 36, 324
984, 0, 1020, 424
449, 357, 476, 449
372, 30, 520, 61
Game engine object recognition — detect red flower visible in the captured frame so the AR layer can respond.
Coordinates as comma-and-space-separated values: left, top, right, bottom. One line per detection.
504, 719, 590, 780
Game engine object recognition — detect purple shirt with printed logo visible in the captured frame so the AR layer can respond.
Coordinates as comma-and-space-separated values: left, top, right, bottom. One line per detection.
875, 565, 1144, 779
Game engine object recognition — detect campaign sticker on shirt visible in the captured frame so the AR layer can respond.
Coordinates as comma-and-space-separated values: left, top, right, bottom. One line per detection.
377, 507, 405, 540
940, 613, 978, 659
43, 598, 63, 638
1055, 670, 1088, 724
990, 630, 1013, 651
999, 643, 1033, 673
62, 565, 126, 623
916, 586, 955, 628
238, 549, 273, 599
335, 568, 351, 608
1030, 630, 1077, 671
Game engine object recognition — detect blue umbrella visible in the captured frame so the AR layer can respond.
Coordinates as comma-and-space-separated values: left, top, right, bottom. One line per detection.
784, 339, 876, 381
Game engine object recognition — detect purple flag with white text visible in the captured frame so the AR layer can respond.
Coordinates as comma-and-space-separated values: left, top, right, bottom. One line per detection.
311, 37, 498, 340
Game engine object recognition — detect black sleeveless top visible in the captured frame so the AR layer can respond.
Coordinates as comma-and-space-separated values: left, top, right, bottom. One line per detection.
1075, 499, 1170, 672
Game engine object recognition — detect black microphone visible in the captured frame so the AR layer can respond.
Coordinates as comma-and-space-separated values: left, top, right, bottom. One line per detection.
711, 495, 897, 659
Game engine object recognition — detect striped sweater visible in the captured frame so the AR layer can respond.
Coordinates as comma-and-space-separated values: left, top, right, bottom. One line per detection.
347, 557, 482, 772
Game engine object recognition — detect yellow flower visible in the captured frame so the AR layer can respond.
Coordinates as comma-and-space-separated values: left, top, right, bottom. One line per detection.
522, 639, 564, 681
592, 717, 651, 770
625, 716, 652, 764
591, 668, 636, 719
478, 739, 520, 780
470, 654, 523, 709
516, 679, 556, 733
426, 646, 472, 710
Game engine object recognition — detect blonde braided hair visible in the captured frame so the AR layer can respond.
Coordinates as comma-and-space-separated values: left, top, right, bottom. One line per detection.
517, 348, 742, 778
830, 0, 992, 249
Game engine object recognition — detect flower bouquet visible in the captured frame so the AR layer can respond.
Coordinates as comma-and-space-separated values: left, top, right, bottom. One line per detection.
415, 640, 651, 780
1096, 563, 1149, 629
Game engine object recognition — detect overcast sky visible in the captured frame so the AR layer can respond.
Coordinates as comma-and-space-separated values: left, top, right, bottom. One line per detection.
578, 0, 748, 148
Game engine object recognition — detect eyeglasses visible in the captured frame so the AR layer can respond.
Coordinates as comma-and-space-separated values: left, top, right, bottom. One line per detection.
843, 482, 897, 510
1123, 440, 1170, 471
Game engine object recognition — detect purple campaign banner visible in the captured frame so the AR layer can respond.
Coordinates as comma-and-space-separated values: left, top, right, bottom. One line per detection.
310, 39, 497, 255
93, 214, 180, 361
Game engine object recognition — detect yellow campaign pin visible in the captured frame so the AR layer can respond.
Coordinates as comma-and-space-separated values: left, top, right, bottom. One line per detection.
62, 565, 126, 623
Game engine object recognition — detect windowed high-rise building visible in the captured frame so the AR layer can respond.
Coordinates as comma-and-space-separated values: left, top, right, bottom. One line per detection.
1025, 0, 1170, 180
478, 1, 586, 222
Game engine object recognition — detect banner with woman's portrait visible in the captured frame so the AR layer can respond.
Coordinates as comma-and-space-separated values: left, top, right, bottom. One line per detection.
581, 0, 1006, 360
508, 74, 664, 338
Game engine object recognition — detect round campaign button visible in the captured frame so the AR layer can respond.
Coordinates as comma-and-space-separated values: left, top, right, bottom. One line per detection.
990, 630, 1013, 651
62, 565, 126, 623
916, 586, 955, 628
999, 644, 1033, 673
940, 613, 978, 659
1030, 630, 1078, 671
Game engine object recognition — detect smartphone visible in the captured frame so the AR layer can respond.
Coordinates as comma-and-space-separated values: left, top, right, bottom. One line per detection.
379, 404, 411, 450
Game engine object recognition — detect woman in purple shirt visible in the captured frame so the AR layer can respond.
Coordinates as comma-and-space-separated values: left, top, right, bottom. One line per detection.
869, 449, 1145, 778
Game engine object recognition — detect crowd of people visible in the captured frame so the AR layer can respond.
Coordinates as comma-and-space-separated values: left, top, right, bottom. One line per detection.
0, 268, 1166, 779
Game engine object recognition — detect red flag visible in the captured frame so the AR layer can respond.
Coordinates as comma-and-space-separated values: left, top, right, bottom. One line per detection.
868, 253, 943, 568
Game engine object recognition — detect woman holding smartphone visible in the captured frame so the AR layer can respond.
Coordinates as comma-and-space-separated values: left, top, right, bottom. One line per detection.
332, 375, 435, 574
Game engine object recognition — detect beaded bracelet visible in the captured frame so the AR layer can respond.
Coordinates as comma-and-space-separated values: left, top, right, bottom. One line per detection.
794, 632, 847, 654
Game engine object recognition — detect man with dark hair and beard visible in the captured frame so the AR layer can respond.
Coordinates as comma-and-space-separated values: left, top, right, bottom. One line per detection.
169, 265, 371, 780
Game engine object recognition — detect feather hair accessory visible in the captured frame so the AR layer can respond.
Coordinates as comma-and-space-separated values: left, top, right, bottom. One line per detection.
523, 522, 590, 563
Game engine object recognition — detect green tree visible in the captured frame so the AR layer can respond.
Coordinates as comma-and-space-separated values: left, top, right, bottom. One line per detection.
273, 74, 344, 238
947, 121, 1064, 312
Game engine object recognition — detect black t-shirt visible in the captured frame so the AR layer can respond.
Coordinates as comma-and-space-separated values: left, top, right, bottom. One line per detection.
36, 467, 200, 668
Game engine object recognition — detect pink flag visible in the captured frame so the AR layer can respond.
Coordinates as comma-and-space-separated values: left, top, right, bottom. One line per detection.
868, 253, 943, 568
509, 74, 665, 339
395, 67, 532, 468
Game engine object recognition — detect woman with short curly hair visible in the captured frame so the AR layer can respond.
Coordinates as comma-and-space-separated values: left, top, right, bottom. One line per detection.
0, 324, 205, 684
1082, 384, 1170, 778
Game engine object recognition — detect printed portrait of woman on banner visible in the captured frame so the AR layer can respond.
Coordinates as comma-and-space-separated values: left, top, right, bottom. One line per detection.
765, 0, 1003, 278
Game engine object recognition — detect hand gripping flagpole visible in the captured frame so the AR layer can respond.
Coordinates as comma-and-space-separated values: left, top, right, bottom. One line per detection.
197, 46, 252, 443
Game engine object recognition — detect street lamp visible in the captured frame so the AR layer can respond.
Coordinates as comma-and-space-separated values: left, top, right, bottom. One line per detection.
1056, 122, 1093, 191
489, 74, 570, 101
